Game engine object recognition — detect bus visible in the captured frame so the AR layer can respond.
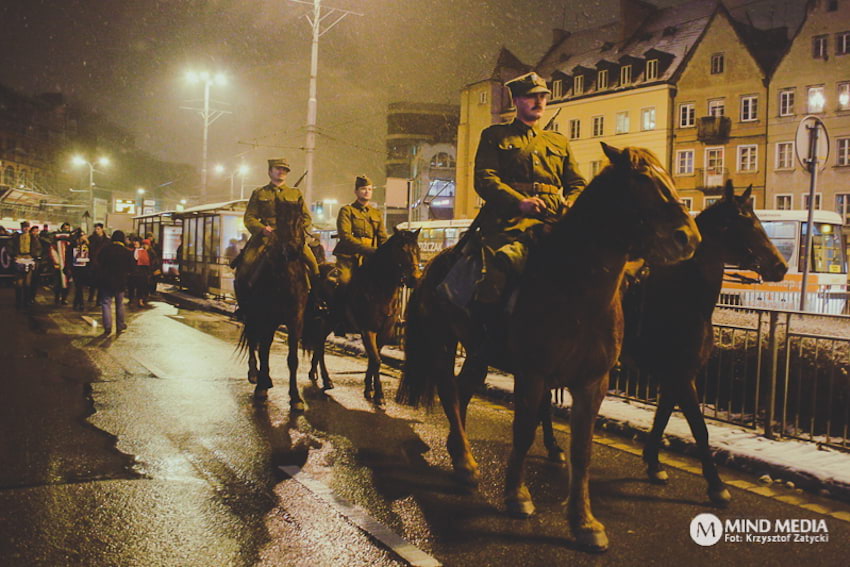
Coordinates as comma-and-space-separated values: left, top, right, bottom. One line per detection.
399, 210, 849, 314
721, 209, 848, 314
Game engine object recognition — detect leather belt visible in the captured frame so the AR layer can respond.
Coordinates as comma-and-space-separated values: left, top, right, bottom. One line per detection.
510, 182, 562, 196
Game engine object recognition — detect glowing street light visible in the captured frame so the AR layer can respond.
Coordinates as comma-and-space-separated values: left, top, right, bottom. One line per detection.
215, 163, 250, 200
182, 70, 230, 200
71, 155, 110, 230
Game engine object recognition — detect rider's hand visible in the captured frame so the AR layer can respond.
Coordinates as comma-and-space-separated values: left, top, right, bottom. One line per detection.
262, 225, 274, 234
518, 197, 546, 217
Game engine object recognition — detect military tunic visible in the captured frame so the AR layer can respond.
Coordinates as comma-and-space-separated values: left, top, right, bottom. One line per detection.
333, 201, 388, 284
474, 118, 586, 246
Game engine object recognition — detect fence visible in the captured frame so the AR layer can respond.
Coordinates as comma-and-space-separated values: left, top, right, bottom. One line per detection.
608, 307, 850, 450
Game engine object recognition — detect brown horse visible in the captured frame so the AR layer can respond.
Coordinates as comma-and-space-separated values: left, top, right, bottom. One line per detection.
303, 228, 421, 405
397, 143, 700, 551
235, 200, 309, 410
620, 181, 787, 504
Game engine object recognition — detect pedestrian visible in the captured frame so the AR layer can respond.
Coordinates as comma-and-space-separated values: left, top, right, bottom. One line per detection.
70, 229, 92, 311
97, 229, 134, 336
143, 238, 161, 299
50, 222, 73, 305
88, 223, 107, 305
128, 236, 150, 308
471, 71, 586, 304
11, 222, 42, 308
236, 157, 319, 287
332, 175, 388, 286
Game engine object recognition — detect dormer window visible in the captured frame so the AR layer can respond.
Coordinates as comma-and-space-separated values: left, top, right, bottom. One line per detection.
552, 79, 563, 99
620, 65, 632, 85
646, 59, 658, 80
574, 75, 584, 95
597, 69, 608, 89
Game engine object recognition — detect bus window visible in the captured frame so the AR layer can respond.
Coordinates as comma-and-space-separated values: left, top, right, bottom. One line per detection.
809, 223, 846, 274
762, 221, 796, 263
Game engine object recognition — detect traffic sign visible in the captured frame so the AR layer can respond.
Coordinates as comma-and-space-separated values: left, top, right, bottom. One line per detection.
795, 115, 829, 172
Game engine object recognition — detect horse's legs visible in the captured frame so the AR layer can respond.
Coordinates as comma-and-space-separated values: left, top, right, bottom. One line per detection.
643, 385, 676, 483
288, 328, 304, 412
679, 379, 730, 506
540, 393, 566, 463
319, 342, 334, 391
309, 349, 320, 382
504, 373, 546, 518
566, 374, 609, 552
372, 334, 386, 405
254, 323, 275, 401
361, 331, 382, 404
247, 343, 259, 384
456, 354, 488, 426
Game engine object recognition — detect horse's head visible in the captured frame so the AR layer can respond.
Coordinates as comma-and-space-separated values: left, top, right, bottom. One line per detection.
698, 181, 788, 282
273, 199, 307, 259
600, 142, 700, 266
387, 228, 422, 287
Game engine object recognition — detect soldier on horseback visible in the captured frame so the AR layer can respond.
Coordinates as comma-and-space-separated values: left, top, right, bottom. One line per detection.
236, 157, 320, 290
333, 175, 388, 285
472, 71, 586, 303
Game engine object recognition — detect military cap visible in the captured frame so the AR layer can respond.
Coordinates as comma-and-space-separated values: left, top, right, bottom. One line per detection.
355, 175, 372, 189
506, 72, 551, 97
267, 157, 291, 171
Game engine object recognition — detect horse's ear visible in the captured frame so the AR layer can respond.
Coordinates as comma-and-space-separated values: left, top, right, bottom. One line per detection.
601, 142, 623, 165
412, 228, 421, 238
742, 184, 753, 202
723, 180, 735, 201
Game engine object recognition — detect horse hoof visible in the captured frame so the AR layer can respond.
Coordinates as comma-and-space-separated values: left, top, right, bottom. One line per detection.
452, 467, 480, 487
373, 395, 385, 407
547, 447, 567, 463
364, 390, 373, 401
709, 487, 732, 507
505, 497, 535, 518
248, 371, 258, 385
574, 529, 609, 553
308, 372, 318, 383
647, 467, 669, 484
291, 400, 305, 413
322, 380, 334, 391
253, 387, 268, 401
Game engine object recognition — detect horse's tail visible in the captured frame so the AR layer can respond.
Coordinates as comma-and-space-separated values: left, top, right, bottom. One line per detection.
396, 249, 456, 408
236, 320, 251, 359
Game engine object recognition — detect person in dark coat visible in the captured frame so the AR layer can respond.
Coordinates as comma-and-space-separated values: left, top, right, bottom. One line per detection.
88, 223, 107, 305
97, 230, 134, 336
70, 230, 93, 311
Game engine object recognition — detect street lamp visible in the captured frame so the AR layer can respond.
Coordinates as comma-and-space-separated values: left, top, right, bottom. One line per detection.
323, 198, 338, 221
215, 163, 250, 200
184, 70, 229, 201
71, 155, 110, 230
137, 188, 146, 215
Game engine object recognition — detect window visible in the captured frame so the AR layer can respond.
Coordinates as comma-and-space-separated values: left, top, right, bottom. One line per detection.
641, 107, 656, 130
838, 138, 850, 166
592, 115, 604, 137
590, 160, 603, 177
574, 75, 584, 95
708, 99, 725, 117
836, 194, 850, 223
808, 85, 826, 112
620, 65, 632, 85
551, 80, 563, 99
705, 197, 720, 208
776, 142, 794, 169
478, 91, 488, 104
615, 111, 630, 134
803, 193, 822, 210
779, 89, 795, 116
837, 31, 850, 55
646, 59, 658, 80
776, 195, 792, 210
740, 95, 758, 121
813, 35, 828, 59
737, 145, 758, 172
680, 197, 693, 210
710, 53, 724, 74
569, 118, 581, 139
705, 147, 724, 177
676, 149, 694, 175
838, 82, 850, 110
679, 103, 695, 127
597, 69, 608, 90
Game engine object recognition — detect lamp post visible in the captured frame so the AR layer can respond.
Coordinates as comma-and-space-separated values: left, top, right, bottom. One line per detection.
137, 188, 146, 215
215, 163, 250, 200
71, 155, 109, 231
323, 198, 338, 222
184, 71, 229, 201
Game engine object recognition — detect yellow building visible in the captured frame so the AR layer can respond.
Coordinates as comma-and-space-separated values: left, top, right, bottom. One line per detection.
767, 0, 850, 222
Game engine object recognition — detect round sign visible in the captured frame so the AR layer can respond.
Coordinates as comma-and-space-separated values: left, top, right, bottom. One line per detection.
795, 115, 829, 172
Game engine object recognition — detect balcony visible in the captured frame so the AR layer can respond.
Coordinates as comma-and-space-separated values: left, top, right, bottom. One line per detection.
695, 167, 728, 192
697, 116, 731, 144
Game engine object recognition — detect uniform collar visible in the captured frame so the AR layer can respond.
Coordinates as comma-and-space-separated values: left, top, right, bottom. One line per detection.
511, 118, 540, 136
351, 200, 371, 211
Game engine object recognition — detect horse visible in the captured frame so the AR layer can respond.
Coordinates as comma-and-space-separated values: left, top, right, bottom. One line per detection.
396, 142, 701, 551
235, 200, 310, 410
620, 180, 787, 505
303, 228, 422, 405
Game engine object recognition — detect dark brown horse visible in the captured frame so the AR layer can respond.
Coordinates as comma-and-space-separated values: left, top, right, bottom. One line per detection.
620, 181, 787, 504
397, 143, 700, 551
235, 200, 309, 410
304, 228, 421, 405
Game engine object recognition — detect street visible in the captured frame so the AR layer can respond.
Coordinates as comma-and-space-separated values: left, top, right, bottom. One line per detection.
1, 287, 849, 566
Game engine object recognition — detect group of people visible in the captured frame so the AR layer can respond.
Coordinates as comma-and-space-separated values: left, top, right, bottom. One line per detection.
8, 220, 163, 336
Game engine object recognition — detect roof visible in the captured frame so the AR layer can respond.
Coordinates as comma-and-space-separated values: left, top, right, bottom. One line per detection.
178, 199, 248, 215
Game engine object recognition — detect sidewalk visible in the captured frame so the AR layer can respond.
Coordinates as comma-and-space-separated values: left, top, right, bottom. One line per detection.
158, 285, 850, 504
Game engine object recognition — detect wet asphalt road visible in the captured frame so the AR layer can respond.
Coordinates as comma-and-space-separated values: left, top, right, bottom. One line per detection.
1, 288, 849, 566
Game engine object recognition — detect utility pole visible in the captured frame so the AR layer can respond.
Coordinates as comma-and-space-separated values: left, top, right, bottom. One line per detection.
182, 71, 230, 201
290, 0, 362, 206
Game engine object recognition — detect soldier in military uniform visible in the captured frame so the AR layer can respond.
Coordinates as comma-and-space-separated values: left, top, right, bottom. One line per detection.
332, 175, 388, 285
473, 71, 586, 302
238, 157, 319, 286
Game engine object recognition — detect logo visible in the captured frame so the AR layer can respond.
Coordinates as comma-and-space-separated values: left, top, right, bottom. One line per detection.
690, 513, 723, 546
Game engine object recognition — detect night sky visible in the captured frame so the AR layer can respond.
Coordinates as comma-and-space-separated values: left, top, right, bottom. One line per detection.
0, 0, 799, 204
